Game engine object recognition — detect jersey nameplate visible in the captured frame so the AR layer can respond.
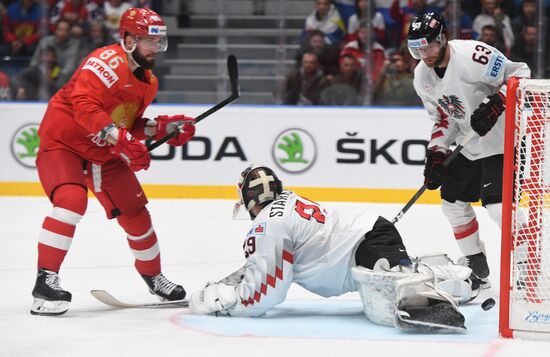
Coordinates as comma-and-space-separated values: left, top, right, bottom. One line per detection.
82, 57, 120, 88
269, 191, 291, 218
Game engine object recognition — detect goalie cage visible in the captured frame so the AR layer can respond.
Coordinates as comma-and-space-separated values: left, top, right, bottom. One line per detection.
500, 77, 550, 339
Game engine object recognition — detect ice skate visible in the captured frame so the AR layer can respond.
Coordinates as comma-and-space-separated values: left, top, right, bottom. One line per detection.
31, 269, 72, 316
458, 252, 491, 290
142, 273, 186, 301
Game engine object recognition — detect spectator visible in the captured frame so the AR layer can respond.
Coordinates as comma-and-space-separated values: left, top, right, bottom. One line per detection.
14, 45, 61, 101
473, 0, 515, 54
0, 70, 12, 100
347, 0, 385, 45
104, 0, 132, 42
341, 20, 386, 81
511, 0, 537, 34
304, 0, 346, 45
320, 54, 364, 105
0, 2, 9, 56
479, 24, 507, 53
3, 0, 42, 56
510, 25, 537, 72
296, 30, 340, 76
282, 51, 329, 105
77, 20, 115, 61
373, 51, 421, 106
442, 0, 475, 39
30, 19, 81, 88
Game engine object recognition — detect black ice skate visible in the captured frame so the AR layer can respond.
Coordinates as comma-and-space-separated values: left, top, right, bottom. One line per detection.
458, 252, 491, 290
31, 269, 72, 316
142, 273, 186, 301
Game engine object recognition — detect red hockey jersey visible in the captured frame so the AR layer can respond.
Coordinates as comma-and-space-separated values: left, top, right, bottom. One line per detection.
38, 43, 158, 164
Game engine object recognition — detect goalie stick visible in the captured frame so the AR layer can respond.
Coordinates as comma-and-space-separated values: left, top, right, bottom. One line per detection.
146, 54, 241, 152
391, 131, 476, 224
90, 290, 188, 309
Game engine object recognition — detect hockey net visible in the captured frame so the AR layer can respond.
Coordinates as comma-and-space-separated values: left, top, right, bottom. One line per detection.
500, 77, 550, 339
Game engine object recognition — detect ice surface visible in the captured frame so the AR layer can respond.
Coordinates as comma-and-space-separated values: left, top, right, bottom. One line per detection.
1, 197, 548, 356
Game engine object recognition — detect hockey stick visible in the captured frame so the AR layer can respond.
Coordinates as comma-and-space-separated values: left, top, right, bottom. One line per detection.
146, 54, 241, 152
391, 131, 477, 224
91, 290, 189, 309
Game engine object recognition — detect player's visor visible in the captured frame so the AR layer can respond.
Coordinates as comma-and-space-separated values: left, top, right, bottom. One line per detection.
137, 36, 168, 52
407, 39, 442, 60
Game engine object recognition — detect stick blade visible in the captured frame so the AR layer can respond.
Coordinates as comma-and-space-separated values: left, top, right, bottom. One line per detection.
90, 290, 189, 309
227, 54, 240, 97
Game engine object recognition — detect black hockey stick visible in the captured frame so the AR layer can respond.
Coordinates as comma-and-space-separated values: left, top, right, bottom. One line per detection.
391, 131, 476, 224
146, 55, 240, 152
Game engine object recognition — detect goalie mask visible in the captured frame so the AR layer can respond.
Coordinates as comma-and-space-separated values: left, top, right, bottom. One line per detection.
407, 12, 447, 63
235, 165, 283, 219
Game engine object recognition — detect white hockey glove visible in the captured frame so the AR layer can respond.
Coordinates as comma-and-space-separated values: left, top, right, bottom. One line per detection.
189, 282, 238, 315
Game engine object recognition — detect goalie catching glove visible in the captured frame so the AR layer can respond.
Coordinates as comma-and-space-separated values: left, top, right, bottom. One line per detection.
470, 92, 505, 137
148, 115, 196, 146
189, 282, 238, 315
110, 128, 150, 172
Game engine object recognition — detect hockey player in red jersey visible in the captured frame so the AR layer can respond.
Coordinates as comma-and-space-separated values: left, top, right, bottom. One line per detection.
31, 8, 195, 316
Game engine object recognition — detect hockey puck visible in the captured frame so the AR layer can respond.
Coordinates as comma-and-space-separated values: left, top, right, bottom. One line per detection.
481, 298, 495, 311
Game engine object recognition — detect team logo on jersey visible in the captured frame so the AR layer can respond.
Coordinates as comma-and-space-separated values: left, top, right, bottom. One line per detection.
11, 123, 40, 169
82, 57, 119, 88
248, 222, 266, 236
437, 95, 465, 119
272, 128, 317, 174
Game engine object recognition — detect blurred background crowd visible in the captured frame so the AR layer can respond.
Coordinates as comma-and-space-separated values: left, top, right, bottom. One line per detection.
0, 0, 548, 105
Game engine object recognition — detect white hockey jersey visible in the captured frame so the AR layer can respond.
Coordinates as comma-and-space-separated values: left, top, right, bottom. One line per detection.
224, 191, 379, 317
413, 40, 530, 160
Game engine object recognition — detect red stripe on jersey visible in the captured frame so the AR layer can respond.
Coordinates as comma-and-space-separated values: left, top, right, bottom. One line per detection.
267, 274, 276, 288
43, 217, 76, 237
453, 218, 479, 240
431, 131, 444, 140
275, 267, 283, 280
282, 250, 294, 264
240, 249, 294, 307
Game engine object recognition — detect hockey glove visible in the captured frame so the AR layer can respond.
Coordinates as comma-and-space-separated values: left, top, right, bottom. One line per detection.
189, 282, 237, 315
470, 93, 505, 137
154, 115, 196, 146
423, 148, 450, 190
110, 128, 150, 172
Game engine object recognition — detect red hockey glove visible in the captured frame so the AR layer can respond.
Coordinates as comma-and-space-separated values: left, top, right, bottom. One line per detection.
424, 148, 450, 190
110, 128, 150, 172
154, 115, 196, 146
470, 93, 505, 137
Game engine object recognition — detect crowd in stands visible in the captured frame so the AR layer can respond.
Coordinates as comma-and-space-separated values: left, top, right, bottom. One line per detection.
0, 0, 148, 100
282, 0, 550, 106
0, 0, 549, 105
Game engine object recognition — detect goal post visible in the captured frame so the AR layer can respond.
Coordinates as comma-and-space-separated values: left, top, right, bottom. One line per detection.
500, 77, 550, 339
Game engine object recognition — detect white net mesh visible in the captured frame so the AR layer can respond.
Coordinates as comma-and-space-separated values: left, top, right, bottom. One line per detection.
511, 79, 550, 305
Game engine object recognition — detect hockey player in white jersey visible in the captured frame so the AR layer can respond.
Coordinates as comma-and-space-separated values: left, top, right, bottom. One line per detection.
407, 12, 530, 289
189, 165, 480, 333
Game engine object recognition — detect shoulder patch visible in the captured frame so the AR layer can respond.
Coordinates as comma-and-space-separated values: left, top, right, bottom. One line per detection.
248, 222, 267, 236
82, 57, 119, 88
485, 53, 506, 79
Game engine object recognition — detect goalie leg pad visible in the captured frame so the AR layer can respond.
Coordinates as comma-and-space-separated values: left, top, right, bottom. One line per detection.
352, 266, 467, 333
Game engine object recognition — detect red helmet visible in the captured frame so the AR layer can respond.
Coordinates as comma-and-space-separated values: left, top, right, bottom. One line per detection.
119, 8, 167, 40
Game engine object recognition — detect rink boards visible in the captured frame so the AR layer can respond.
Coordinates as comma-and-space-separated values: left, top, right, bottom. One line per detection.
1, 103, 443, 203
